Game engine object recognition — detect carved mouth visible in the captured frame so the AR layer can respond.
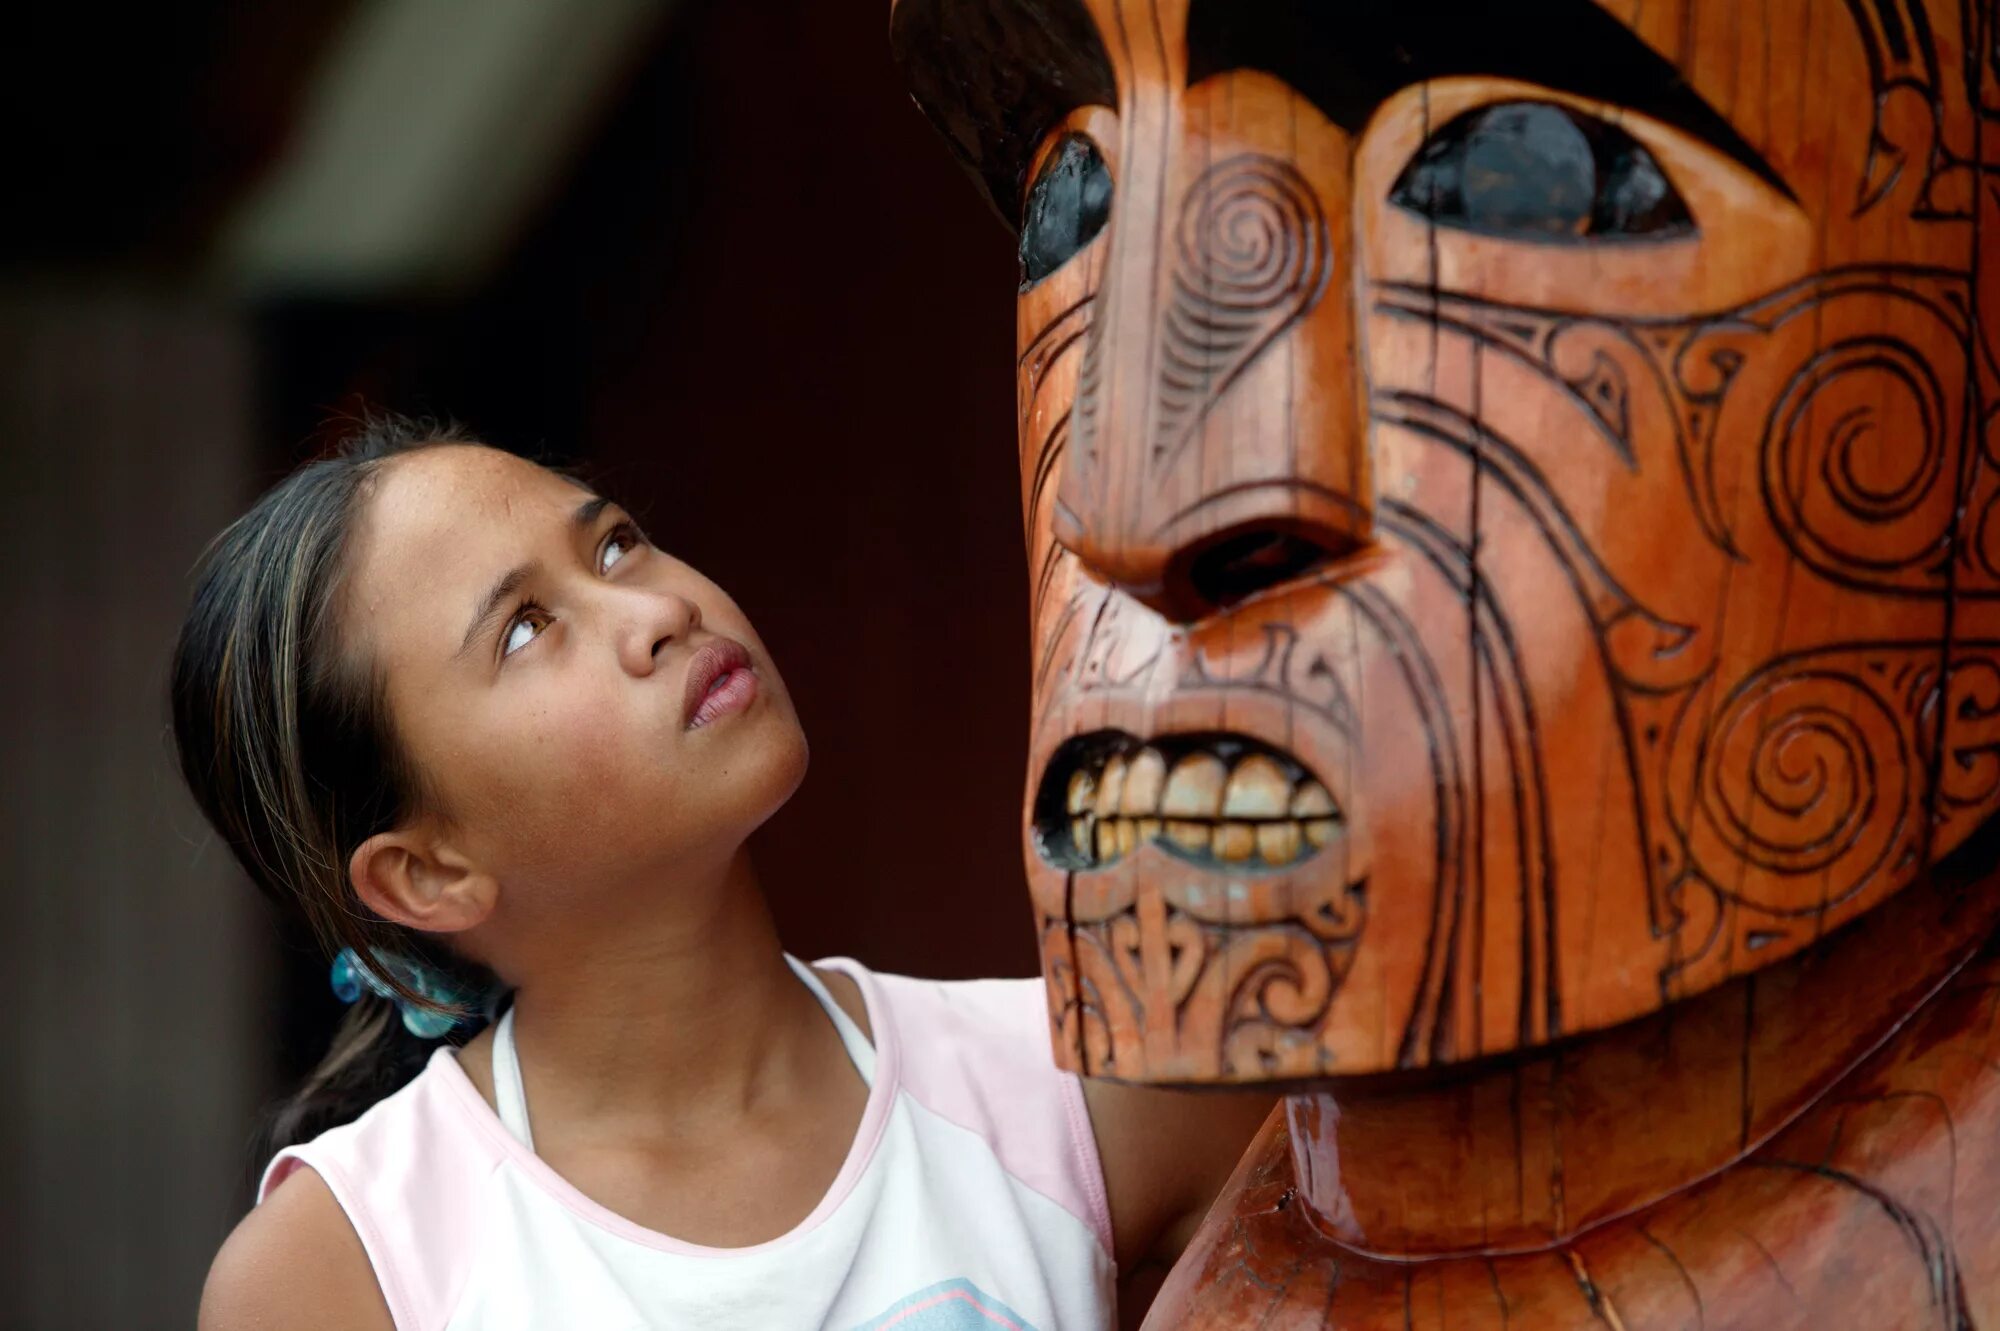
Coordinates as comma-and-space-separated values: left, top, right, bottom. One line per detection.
1032, 730, 1342, 872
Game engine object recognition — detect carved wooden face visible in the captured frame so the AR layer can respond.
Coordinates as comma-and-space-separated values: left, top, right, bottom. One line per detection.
893, 0, 2000, 1081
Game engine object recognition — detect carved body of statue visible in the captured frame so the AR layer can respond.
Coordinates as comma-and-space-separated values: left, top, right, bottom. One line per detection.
894, 0, 2000, 1324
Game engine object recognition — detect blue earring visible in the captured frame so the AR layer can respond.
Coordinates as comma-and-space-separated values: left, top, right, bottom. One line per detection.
330, 947, 476, 1040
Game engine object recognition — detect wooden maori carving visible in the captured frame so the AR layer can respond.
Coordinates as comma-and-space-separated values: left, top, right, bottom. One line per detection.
894, 0, 2000, 1325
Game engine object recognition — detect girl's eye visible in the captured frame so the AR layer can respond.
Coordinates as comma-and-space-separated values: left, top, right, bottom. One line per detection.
501, 603, 549, 660
598, 521, 643, 574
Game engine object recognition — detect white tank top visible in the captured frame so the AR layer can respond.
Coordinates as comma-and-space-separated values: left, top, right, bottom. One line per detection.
258, 957, 1115, 1330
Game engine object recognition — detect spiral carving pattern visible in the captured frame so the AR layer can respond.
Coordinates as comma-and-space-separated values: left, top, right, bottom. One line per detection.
1151, 154, 1329, 462
1693, 665, 1910, 911
1763, 339, 1953, 586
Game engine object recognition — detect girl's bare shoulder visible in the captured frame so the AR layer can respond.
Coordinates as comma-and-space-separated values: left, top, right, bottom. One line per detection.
198, 1165, 392, 1331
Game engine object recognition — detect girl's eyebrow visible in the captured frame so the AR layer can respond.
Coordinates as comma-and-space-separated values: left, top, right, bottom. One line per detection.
455, 495, 614, 660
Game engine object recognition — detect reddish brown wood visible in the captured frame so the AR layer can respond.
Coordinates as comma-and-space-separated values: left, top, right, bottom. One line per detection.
894, 0, 2000, 1323
1148, 857, 2000, 1325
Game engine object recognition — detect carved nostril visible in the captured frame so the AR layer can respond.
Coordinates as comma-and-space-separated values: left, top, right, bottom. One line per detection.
1174, 524, 1351, 618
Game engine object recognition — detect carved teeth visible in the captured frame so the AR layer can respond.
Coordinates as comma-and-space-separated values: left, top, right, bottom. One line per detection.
1213, 822, 1255, 862
1222, 755, 1291, 820
1121, 748, 1167, 815
1067, 770, 1097, 816
1094, 755, 1127, 819
1161, 753, 1228, 818
1257, 821, 1301, 865
1044, 734, 1343, 870
1290, 780, 1336, 819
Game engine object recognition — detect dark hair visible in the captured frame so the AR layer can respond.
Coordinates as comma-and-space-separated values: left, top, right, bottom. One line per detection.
170, 412, 500, 1155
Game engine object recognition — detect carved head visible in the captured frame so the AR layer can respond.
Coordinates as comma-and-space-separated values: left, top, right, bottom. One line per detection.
893, 0, 2000, 1081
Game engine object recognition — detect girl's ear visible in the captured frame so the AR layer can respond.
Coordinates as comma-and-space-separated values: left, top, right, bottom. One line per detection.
348, 827, 496, 935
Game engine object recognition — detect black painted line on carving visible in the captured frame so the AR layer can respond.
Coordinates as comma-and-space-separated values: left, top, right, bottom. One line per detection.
1153, 156, 1332, 476
1702, 641, 1813, 972
1132, 0, 1168, 598
1638, 1224, 1707, 1327
1693, 670, 1905, 895
1872, 0, 1915, 63
1800, 53, 1855, 955
1385, 496, 1561, 1046
1338, 579, 1465, 1067
1483, 1257, 1511, 1327
1388, 510, 1478, 1062
1029, 527, 1065, 631
1758, 339, 1955, 591
1756, 1159, 1971, 1327
1372, 294, 1742, 562
1735, 1225, 1800, 1301
1017, 291, 1095, 373
1069, 587, 1118, 1072
1882, 1090, 1963, 1231
1028, 410, 1071, 534
1380, 267, 1983, 514
1377, 395, 1684, 980
1314, 1250, 1344, 1329
1062, 869, 1085, 1071
1925, 23, 1988, 947
1033, 587, 1086, 697
1468, 218, 1491, 1060
1906, 0, 1942, 87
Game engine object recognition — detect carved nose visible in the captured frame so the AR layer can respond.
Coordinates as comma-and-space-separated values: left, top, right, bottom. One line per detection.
1179, 522, 1355, 615
1054, 503, 1361, 622
1052, 150, 1367, 624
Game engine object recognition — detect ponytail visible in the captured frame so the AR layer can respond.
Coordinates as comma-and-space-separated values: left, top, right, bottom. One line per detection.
170, 413, 496, 1154
261, 999, 442, 1155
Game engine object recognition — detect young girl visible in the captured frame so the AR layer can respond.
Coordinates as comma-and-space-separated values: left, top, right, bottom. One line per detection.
179, 419, 1268, 1331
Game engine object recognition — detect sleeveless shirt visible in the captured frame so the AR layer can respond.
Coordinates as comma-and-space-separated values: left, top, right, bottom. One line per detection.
257, 957, 1115, 1330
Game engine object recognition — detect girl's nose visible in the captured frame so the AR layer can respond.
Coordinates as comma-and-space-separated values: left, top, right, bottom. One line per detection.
621, 589, 701, 676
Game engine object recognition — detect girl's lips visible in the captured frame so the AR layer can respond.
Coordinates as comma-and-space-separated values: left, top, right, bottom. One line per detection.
682, 638, 756, 729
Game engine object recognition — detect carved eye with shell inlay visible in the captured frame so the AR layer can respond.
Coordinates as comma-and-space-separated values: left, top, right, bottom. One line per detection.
1390, 100, 1694, 242
1019, 133, 1113, 290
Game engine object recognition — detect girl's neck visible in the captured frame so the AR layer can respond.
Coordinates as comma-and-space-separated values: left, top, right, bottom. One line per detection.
489, 847, 844, 1142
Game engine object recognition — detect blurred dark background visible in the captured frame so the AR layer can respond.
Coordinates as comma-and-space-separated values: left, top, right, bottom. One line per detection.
1, 3, 1029, 1324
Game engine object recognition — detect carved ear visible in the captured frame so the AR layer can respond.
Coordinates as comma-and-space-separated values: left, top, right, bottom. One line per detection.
348, 828, 496, 936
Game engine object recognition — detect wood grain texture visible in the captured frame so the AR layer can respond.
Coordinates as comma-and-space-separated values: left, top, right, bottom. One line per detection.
1143, 849, 2000, 1326
894, 0, 2000, 1323
896, 0, 2000, 1077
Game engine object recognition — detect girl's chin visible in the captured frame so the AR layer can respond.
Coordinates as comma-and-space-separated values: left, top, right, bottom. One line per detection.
714, 719, 811, 832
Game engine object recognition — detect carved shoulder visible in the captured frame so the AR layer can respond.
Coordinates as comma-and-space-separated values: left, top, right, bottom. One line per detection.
1144, 939, 2000, 1329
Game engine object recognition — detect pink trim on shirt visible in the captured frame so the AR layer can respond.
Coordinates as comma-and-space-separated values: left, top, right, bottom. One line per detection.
256, 957, 1114, 1329
422, 1023, 898, 1259
259, 1068, 504, 1329
824, 961, 1115, 1257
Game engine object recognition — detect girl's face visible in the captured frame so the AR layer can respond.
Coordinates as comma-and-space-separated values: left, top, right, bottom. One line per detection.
344, 444, 808, 923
